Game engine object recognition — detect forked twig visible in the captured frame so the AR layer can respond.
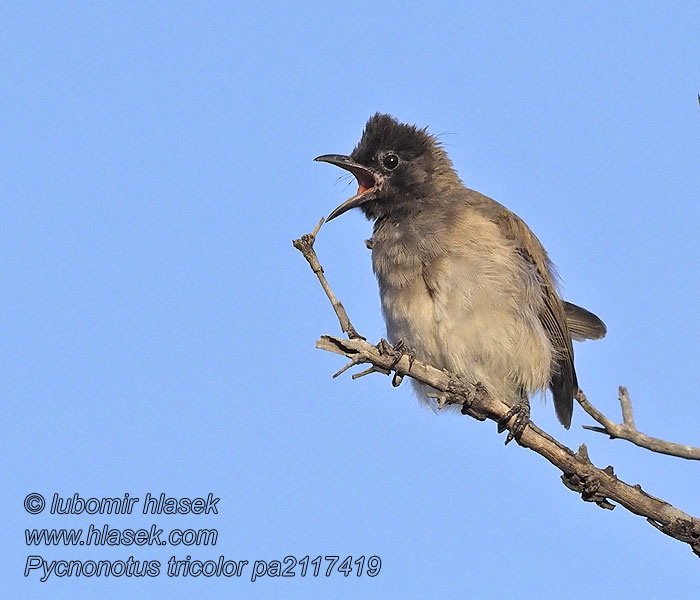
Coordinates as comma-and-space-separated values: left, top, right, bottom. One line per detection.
578, 387, 700, 460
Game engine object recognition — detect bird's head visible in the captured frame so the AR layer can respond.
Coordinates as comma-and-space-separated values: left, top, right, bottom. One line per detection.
315, 113, 456, 221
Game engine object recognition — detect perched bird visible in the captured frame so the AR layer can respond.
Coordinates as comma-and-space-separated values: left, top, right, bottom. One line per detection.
315, 113, 605, 430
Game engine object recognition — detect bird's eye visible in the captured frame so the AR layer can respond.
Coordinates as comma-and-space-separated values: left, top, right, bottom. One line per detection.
381, 153, 400, 170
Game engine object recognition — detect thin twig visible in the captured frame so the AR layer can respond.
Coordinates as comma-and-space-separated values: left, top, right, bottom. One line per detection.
618, 386, 636, 427
292, 218, 362, 339
293, 220, 700, 557
578, 388, 700, 461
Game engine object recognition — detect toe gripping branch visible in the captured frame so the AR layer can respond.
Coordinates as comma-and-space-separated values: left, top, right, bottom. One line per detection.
377, 339, 415, 387
497, 399, 531, 445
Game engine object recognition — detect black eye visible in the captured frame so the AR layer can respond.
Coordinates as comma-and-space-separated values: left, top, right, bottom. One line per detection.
381, 153, 399, 170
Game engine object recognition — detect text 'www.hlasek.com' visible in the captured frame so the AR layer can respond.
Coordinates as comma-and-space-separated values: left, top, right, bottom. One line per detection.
23, 492, 381, 582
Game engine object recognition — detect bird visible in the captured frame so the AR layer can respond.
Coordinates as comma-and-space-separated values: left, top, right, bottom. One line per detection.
315, 113, 606, 431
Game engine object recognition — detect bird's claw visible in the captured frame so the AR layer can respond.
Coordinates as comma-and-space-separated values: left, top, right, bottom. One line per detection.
377, 338, 416, 387
498, 399, 531, 445
430, 393, 449, 410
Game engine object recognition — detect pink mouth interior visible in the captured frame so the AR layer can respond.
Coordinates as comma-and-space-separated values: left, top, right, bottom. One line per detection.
346, 166, 375, 198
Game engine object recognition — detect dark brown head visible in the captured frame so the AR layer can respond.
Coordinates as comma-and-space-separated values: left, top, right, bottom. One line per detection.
315, 113, 457, 221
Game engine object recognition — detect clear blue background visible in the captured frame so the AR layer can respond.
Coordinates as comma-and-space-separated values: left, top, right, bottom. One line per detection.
2, 2, 699, 598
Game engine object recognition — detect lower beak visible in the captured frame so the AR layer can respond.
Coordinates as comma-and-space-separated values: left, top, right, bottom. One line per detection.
314, 154, 378, 221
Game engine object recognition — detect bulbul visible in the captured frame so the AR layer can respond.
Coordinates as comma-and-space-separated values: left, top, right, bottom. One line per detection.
315, 113, 605, 429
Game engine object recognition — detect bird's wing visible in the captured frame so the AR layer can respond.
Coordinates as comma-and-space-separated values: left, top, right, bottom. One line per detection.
536, 278, 578, 429
488, 204, 578, 428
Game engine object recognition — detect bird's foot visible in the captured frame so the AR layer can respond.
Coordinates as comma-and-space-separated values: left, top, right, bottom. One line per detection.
377, 338, 415, 387
498, 398, 531, 445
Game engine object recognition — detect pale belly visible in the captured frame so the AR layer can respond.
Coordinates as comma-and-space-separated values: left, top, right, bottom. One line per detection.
377, 256, 553, 407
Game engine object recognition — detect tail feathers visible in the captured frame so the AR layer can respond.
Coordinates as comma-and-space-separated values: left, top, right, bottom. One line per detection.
563, 301, 607, 341
550, 363, 578, 429
551, 301, 603, 428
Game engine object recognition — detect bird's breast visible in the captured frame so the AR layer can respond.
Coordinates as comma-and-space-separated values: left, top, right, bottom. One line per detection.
370, 212, 553, 401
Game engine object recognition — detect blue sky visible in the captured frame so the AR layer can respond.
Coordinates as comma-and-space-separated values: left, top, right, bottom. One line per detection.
2, 2, 699, 598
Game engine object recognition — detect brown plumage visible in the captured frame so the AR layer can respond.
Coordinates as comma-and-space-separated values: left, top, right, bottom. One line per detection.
316, 113, 605, 428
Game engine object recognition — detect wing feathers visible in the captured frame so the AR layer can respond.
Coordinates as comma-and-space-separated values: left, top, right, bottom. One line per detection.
490, 206, 577, 428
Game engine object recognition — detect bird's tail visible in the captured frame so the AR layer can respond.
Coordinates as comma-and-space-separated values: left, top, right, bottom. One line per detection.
550, 362, 577, 430
563, 301, 607, 341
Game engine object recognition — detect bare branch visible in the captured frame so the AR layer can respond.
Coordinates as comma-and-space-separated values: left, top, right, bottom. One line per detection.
578, 388, 700, 461
293, 222, 700, 558
292, 218, 362, 340
331, 355, 366, 379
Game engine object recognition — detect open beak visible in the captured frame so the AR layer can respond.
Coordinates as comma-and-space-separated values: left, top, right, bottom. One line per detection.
314, 154, 379, 221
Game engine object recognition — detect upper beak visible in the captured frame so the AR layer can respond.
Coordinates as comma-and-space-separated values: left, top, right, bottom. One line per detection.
314, 154, 379, 221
